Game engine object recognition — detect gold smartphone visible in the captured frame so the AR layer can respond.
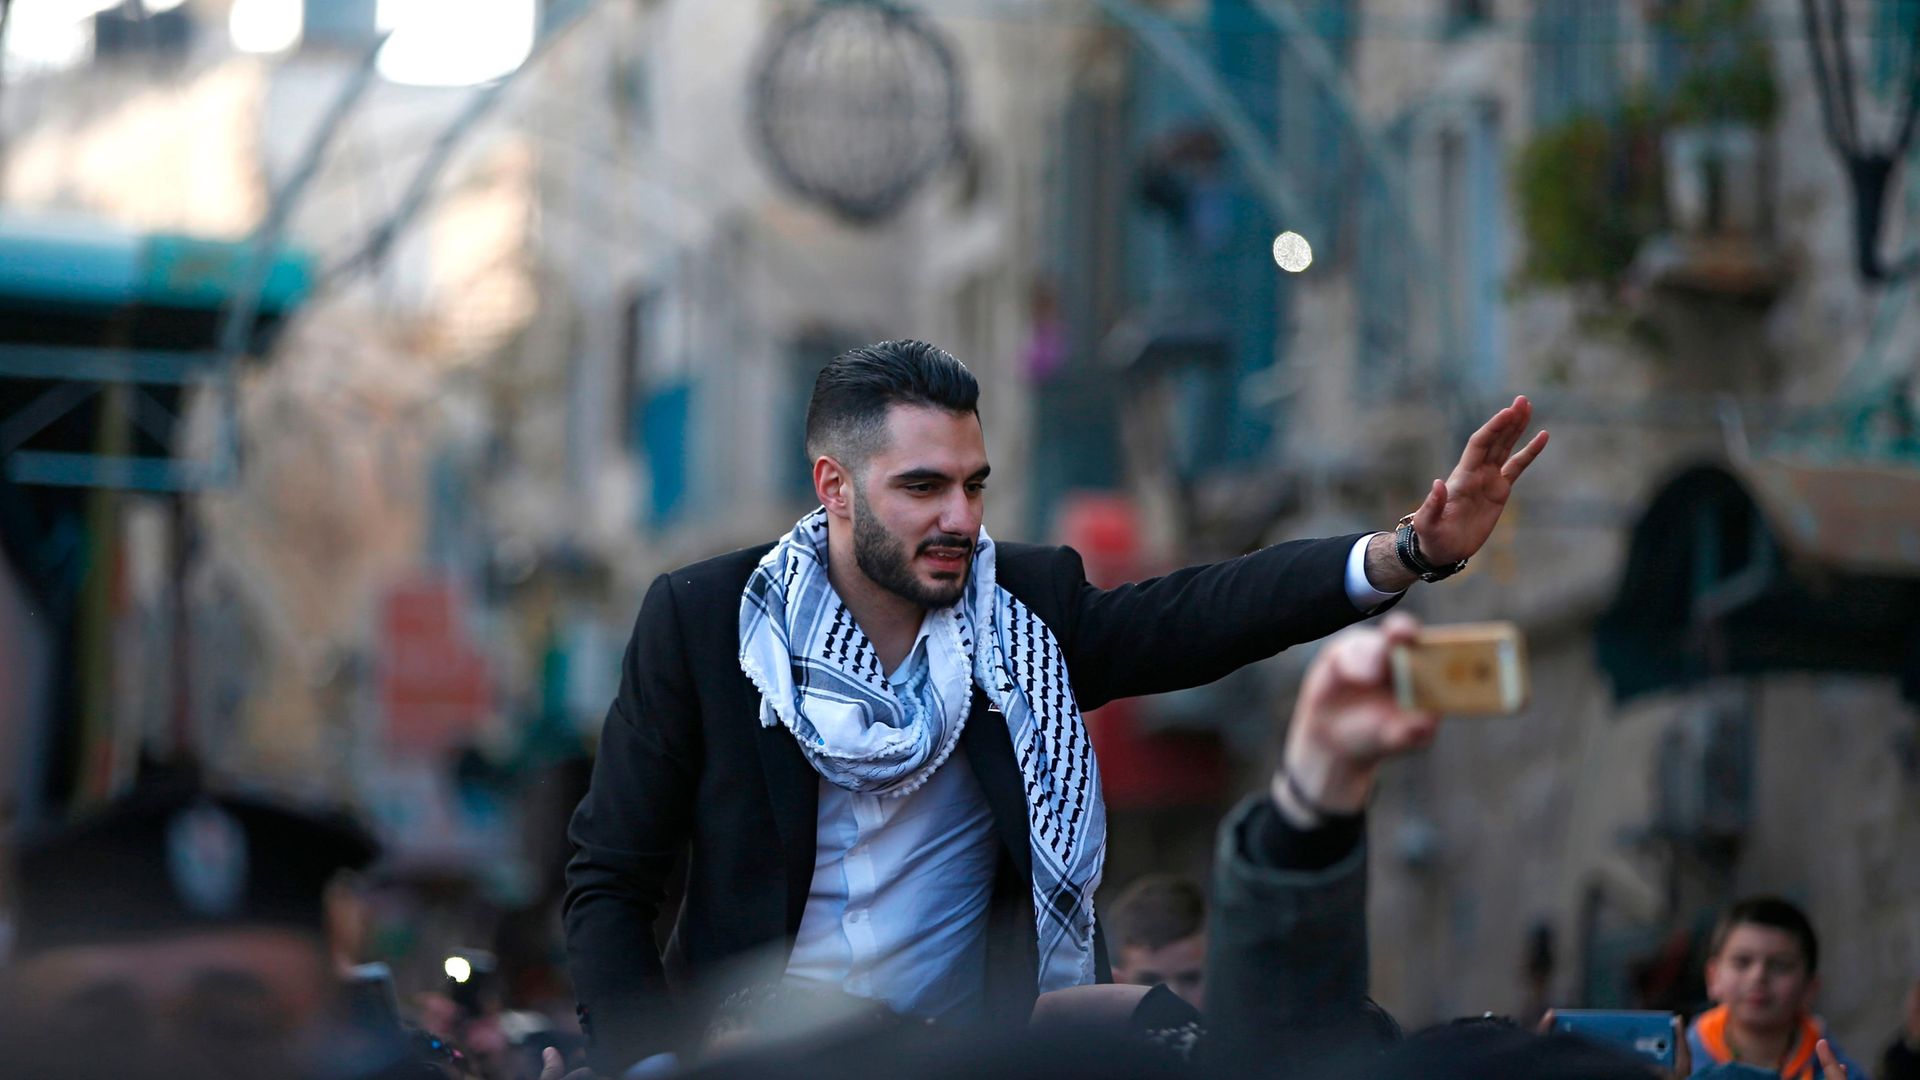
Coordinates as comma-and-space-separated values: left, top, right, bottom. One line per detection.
1390, 621, 1529, 716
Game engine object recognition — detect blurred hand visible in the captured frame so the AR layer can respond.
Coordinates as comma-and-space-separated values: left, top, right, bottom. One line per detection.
1816, 1037, 1847, 1080
1407, 395, 1549, 567
1276, 614, 1438, 817
1902, 980, 1920, 1050
538, 1045, 597, 1080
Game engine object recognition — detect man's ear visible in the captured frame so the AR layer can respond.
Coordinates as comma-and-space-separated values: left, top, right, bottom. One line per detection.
815, 455, 854, 518
1705, 956, 1725, 1001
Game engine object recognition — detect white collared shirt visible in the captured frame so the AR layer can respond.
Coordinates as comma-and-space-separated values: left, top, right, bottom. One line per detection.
782, 618, 1000, 1019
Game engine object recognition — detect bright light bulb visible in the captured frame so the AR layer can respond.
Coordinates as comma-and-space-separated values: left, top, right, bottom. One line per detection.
444, 956, 473, 983
1272, 231, 1314, 273
143, 0, 188, 13
230, 0, 301, 53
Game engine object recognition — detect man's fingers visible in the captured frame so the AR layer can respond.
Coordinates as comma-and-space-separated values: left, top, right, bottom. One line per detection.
1459, 408, 1510, 470
1815, 1038, 1845, 1079
540, 1047, 565, 1080
1410, 478, 1447, 533
1500, 430, 1550, 481
1492, 398, 1534, 464
1330, 627, 1393, 687
1402, 711, 1440, 748
1671, 1014, 1691, 1080
1380, 612, 1421, 645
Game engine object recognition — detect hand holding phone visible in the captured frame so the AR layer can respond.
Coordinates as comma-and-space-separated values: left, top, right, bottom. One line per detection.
1391, 621, 1529, 716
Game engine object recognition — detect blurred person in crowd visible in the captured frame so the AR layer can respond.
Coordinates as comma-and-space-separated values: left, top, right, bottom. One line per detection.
1878, 980, 1920, 1080
1108, 874, 1208, 1010
564, 339, 1549, 1074
0, 775, 452, 1080
1685, 896, 1869, 1080
1201, 614, 1700, 1080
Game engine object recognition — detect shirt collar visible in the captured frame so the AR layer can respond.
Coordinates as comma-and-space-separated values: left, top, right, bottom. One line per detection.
886, 610, 941, 688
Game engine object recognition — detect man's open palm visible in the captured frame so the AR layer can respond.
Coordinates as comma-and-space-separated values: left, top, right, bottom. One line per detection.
1409, 396, 1549, 566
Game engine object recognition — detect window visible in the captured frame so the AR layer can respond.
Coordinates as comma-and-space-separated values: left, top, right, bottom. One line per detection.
1276, 0, 1355, 259
1355, 130, 1412, 396
1412, 101, 1506, 393
617, 289, 656, 458
1875, 0, 1920, 93
1532, 0, 1621, 126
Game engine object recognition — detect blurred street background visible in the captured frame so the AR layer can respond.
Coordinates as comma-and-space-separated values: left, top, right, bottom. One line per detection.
0, 0, 1917, 1059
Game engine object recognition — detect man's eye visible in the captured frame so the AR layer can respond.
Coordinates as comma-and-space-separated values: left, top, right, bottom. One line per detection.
966, 483, 987, 495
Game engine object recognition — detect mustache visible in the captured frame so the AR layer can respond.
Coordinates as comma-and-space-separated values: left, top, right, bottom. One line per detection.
917, 535, 973, 556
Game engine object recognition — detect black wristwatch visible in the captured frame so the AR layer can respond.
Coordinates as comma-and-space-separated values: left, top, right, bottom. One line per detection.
1394, 513, 1468, 583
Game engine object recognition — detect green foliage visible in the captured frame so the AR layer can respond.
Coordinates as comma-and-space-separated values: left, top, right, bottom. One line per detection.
1653, 0, 1779, 126
1513, 102, 1667, 285
1513, 0, 1780, 286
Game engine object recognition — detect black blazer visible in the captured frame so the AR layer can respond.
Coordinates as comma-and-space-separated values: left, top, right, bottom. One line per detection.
563, 532, 1382, 1071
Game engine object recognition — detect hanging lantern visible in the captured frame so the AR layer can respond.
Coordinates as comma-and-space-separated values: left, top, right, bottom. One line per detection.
749, 0, 966, 225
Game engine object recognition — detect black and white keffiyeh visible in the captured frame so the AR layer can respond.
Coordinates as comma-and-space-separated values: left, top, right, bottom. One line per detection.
739, 508, 1107, 992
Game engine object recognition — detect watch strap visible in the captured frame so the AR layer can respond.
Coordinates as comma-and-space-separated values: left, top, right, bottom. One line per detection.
1394, 514, 1468, 583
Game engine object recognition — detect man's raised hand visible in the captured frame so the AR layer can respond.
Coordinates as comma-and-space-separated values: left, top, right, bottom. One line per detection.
1409, 395, 1550, 567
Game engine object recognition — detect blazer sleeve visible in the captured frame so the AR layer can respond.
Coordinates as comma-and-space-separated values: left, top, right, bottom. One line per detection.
1057, 532, 1387, 710
562, 572, 703, 1069
1201, 795, 1379, 1074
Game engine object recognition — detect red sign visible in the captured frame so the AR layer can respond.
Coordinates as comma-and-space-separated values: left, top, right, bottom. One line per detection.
379, 577, 491, 756
1058, 494, 1231, 809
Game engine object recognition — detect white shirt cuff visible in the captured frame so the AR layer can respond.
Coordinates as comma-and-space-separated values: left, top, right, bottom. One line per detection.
1345, 532, 1405, 612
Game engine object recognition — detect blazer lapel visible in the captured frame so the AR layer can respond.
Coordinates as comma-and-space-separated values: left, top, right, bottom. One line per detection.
961, 686, 1034, 883
754, 717, 820, 936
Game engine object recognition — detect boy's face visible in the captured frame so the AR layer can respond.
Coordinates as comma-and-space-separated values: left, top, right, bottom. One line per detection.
1113, 932, 1207, 1011
1707, 924, 1818, 1032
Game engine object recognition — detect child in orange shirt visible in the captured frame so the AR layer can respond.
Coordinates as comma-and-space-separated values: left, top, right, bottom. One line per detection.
1687, 897, 1868, 1080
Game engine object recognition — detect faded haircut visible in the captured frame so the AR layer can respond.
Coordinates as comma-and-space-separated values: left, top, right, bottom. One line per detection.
1109, 874, 1206, 950
803, 339, 979, 473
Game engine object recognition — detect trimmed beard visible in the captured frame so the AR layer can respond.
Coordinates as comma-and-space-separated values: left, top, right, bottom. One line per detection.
852, 488, 972, 609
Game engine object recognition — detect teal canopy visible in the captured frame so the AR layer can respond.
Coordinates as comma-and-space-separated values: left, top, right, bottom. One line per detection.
0, 212, 311, 314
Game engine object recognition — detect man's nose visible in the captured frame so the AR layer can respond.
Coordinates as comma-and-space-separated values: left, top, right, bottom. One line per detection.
938, 490, 978, 534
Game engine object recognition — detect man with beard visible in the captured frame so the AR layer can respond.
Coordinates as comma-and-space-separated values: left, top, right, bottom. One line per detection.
563, 340, 1548, 1074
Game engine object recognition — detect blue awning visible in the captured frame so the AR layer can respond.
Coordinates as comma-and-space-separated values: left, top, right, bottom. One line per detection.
0, 212, 311, 314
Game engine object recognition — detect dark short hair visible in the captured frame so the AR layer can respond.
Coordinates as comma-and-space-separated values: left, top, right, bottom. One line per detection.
803, 340, 979, 469
1109, 874, 1206, 951
1708, 895, 1819, 974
